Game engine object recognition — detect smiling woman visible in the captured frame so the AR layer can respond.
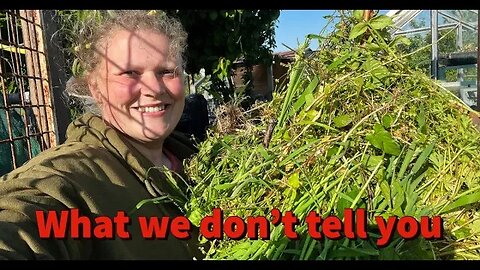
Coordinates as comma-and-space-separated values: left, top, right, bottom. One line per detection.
0, 10, 203, 260
88, 28, 186, 166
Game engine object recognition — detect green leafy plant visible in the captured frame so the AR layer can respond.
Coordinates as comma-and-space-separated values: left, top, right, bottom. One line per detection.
180, 10, 480, 260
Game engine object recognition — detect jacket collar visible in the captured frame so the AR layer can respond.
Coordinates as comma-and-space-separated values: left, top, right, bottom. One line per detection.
65, 112, 197, 207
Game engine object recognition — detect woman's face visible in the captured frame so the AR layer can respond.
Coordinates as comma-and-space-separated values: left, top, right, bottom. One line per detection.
89, 28, 185, 144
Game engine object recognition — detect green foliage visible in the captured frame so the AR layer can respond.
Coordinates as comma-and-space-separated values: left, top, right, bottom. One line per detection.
165, 10, 279, 103
55, 10, 107, 78
182, 10, 480, 260
165, 10, 279, 76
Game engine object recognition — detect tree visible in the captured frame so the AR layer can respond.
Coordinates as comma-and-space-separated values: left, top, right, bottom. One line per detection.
165, 10, 280, 103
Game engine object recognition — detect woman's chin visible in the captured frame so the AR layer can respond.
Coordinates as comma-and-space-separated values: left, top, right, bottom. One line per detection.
139, 129, 171, 142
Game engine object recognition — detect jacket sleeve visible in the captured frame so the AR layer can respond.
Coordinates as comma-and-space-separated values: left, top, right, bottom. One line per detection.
0, 168, 91, 259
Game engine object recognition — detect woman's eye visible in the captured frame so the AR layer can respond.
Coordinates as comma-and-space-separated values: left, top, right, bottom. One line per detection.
158, 69, 177, 79
121, 70, 140, 77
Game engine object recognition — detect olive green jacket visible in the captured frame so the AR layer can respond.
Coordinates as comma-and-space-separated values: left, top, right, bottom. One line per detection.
0, 113, 202, 260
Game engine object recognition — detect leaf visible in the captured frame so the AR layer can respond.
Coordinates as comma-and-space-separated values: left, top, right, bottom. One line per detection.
291, 76, 319, 115
391, 35, 411, 46
327, 53, 351, 71
362, 155, 383, 171
214, 182, 236, 190
366, 124, 401, 156
366, 134, 380, 149
257, 145, 274, 161
318, 238, 334, 259
353, 10, 364, 21
384, 155, 398, 181
71, 58, 81, 76
362, 59, 389, 79
354, 77, 364, 91
306, 34, 323, 40
382, 114, 393, 129
440, 190, 480, 214
305, 109, 318, 121
365, 42, 382, 52
349, 22, 368, 40
300, 236, 316, 260
187, 208, 203, 227
305, 93, 314, 108
383, 139, 402, 157
392, 181, 405, 216
378, 245, 400, 260
288, 172, 300, 189
336, 192, 355, 219
417, 104, 426, 133
453, 227, 470, 239
470, 219, 480, 234
379, 179, 391, 205
327, 146, 339, 158
399, 238, 434, 260
333, 114, 353, 128
283, 130, 291, 141
369, 15, 393, 30
409, 142, 434, 178
397, 141, 417, 180
350, 61, 360, 70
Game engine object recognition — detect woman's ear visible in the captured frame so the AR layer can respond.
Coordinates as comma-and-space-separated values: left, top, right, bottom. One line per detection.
87, 74, 102, 104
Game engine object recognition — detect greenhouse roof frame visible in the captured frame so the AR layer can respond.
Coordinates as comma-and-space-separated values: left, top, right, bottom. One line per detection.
386, 10, 479, 111
387, 10, 478, 36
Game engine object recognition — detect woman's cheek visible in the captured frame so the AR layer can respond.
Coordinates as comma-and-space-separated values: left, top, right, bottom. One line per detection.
169, 79, 185, 100
108, 79, 140, 103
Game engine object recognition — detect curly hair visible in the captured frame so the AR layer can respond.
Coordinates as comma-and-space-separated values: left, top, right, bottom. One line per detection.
65, 10, 188, 114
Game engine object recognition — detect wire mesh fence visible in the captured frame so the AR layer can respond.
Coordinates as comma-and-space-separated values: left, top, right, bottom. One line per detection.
0, 10, 57, 176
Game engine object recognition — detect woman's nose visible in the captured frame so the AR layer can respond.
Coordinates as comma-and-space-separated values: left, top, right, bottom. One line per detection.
141, 72, 165, 96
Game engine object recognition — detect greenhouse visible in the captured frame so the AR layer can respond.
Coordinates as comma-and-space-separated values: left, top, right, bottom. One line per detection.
386, 10, 478, 109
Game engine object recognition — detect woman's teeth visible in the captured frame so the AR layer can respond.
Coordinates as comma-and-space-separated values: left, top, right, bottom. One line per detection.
136, 105, 166, 112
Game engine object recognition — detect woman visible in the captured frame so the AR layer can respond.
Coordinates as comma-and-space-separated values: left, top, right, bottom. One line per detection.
0, 10, 203, 260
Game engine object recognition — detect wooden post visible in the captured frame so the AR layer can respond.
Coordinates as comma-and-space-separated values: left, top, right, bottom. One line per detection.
19, 10, 56, 148
363, 10, 374, 21
361, 10, 375, 45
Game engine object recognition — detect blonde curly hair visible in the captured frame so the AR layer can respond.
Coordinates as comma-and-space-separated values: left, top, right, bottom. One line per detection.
65, 10, 188, 115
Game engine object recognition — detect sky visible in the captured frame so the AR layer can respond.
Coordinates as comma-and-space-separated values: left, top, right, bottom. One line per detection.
274, 10, 336, 53
274, 10, 390, 53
